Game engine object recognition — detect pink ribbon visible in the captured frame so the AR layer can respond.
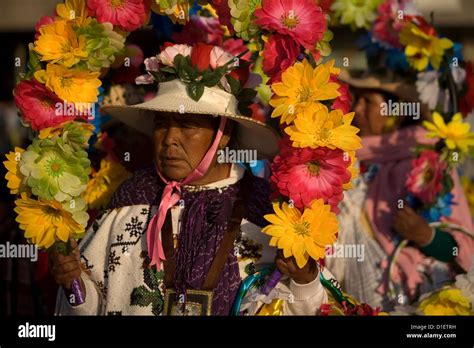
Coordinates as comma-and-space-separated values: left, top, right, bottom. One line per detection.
147, 117, 227, 269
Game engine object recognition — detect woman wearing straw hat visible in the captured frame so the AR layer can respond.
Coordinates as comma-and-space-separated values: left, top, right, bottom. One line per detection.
325, 69, 474, 311
51, 43, 331, 315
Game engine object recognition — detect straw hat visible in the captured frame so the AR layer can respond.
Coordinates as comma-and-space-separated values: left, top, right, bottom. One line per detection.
101, 79, 280, 160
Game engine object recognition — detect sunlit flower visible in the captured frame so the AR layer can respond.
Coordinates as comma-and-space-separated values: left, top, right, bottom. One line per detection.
423, 112, 474, 153
269, 59, 341, 124
56, 0, 91, 27
271, 137, 351, 213
254, 0, 326, 49
34, 19, 88, 67
285, 104, 362, 152
399, 22, 453, 71
86, 158, 131, 210
14, 193, 85, 249
262, 199, 339, 268
34, 63, 101, 107
419, 288, 471, 315
3, 147, 28, 195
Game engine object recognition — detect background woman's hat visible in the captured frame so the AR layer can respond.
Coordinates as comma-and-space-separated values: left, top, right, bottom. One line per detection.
101, 79, 280, 159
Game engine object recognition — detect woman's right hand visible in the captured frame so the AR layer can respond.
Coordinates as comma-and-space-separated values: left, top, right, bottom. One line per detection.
49, 238, 84, 292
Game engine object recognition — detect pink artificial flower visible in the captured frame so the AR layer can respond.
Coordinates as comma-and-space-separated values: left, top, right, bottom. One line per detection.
210, 46, 236, 69
372, 0, 418, 49
172, 15, 224, 46
222, 38, 252, 61
135, 56, 160, 85
14, 79, 84, 131
158, 44, 192, 66
263, 34, 300, 84
406, 150, 447, 204
271, 137, 352, 213
87, 0, 151, 32
254, 0, 326, 49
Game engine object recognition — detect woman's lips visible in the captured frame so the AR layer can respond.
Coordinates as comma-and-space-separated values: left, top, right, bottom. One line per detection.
161, 156, 184, 166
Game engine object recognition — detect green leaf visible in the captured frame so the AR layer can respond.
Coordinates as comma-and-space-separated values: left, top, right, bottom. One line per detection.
225, 75, 241, 95
178, 64, 197, 83
159, 66, 176, 74
186, 82, 205, 101
202, 69, 224, 87
130, 285, 153, 306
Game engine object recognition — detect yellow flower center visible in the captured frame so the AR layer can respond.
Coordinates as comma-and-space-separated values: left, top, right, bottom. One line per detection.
423, 168, 434, 182
307, 161, 321, 175
297, 86, 312, 103
282, 14, 298, 29
60, 77, 73, 89
293, 221, 310, 237
110, 0, 124, 7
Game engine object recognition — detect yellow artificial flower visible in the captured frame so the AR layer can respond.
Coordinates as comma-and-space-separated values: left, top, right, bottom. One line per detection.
461, 176, 474, 215
86, 158, 131, 210
269, 59, 341, 124
3, 147, 28, 195
56, 0, 91, 27
399, 23, 453, 71
423, 112, 474, 153
262, 199, 338, 268
14, 193, 85, 249
419, 288, 471, 316
34, 19, 88, 68
343, 150, 359, 190
34, 64, 101, 107
285, 104, 362, 152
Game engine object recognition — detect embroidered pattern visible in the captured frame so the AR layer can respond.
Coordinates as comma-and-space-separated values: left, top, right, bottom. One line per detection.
130, 267, 165, 316
235, 233, 263, 262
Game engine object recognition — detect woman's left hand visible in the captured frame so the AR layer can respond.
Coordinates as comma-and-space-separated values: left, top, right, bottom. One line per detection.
393, 205, 433, 246
275, 250, 319, 284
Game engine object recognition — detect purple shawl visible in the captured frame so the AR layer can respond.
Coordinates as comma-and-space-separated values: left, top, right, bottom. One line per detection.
109, 164, 272, 315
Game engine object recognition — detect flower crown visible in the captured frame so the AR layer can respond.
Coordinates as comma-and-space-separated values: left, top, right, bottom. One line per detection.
136, 43, 257, 116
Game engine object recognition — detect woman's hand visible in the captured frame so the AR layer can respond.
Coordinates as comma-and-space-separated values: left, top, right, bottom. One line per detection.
49, 238, 84, 292
393, 205, 433, 246
275, 250, 319, 284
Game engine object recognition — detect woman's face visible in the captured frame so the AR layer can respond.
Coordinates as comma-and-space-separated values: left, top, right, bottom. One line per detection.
351, 89, 392, 136
153, 112, 218, 181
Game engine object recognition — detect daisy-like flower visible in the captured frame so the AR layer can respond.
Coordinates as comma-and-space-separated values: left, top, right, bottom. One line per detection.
262, 199, 339, 268
406, 150, 446, 204
39, 121, 95, 153
34, 63, 102, 107
87, 0, 151, 32
399, 22, 453, 71
56, 0, 91, 27
3, 147, 28, 195
151, 0, 191, 25
271, 138, 352, 213
14, 193, 85, 249
13, 79, 83, 131
34, 19, 88, 68
86, 158, 131, 210
418, 288, 471, 316
331, 0, 383, 31
269, 59, 341, 124
19, 138, 91, 202
285, 104, 362, 153
254, 0, 326, 49
423, 112, 474, 154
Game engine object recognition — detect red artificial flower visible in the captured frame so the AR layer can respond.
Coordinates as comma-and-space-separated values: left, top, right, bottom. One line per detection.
332, 80, 352, 114
271, 137, 352, 213
14, 79, 84, 131
316, 0, 334, 13
459, 61, 474, 117
172, 15, 224, 46
406, 150, 446, 204
191, 43, 214, 72
254, 0, 326, 49
212, 0, 234, 35
263, 34, 300, 84
222, 38, 252, 61
87, 0, 151, 32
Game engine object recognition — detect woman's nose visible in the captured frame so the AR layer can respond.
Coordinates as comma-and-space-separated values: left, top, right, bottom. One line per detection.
163, 125, 181, 146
